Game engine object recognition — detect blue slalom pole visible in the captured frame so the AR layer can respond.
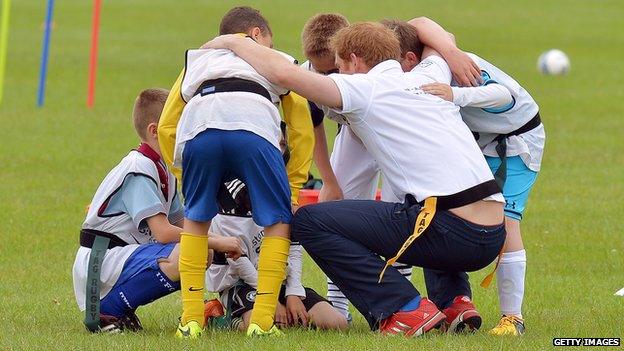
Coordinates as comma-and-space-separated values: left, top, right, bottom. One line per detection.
37, 0, 54, 107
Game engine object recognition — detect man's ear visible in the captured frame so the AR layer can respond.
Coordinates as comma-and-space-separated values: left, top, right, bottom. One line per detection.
349, 52, 358, 66
350, 53, 370, 73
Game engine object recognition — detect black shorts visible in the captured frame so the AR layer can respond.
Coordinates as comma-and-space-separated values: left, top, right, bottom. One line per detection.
222, 283, 328, 319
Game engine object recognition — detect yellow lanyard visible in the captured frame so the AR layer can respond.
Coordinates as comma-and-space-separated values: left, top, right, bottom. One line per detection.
378, 197, 437, 283
480, 249, 503, 288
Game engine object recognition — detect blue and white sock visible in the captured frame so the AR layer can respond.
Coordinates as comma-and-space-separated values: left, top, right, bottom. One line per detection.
326, 277, 350, 319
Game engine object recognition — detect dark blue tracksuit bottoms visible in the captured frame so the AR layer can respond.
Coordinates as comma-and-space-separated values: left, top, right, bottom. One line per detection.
291, 196, 505, 330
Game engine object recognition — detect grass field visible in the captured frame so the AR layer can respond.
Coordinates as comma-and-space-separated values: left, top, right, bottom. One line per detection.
1, 1, 623, 350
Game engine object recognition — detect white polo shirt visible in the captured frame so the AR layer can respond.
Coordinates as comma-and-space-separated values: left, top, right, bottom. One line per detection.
173, 47, 293, 168
328, 59, 503, 203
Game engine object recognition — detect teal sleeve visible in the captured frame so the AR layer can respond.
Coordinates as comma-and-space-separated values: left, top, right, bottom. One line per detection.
118, 175, 166, 228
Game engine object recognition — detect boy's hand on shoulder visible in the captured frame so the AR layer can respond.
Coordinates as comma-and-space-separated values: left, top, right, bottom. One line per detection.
421, 82, 454, 102
209, 235, 243, 260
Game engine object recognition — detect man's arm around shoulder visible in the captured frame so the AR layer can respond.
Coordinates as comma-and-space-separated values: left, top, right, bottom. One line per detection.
203, 35, 343, 109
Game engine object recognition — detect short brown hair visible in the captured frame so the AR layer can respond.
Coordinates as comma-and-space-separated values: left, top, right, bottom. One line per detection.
380, 19, 424, 57
301, 13, 349, 59
219, 6, 272, 36
330, 22, 401, 68
132, 88, 169, 140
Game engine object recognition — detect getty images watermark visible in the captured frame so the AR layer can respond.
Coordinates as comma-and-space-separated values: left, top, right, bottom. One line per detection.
553, 338, 620, 347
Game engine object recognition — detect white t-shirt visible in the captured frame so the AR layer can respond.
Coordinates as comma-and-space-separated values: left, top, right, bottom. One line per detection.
173, 46, 294, 168
328, 59, 503, 203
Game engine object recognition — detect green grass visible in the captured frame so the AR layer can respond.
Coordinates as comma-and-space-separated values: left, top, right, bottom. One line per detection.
1, 0, 623, 350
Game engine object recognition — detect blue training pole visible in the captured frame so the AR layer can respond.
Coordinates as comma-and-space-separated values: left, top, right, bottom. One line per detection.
37, 0, 54, 107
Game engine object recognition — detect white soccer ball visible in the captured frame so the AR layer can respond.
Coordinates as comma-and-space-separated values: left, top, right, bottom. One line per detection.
537, 49, 570, 75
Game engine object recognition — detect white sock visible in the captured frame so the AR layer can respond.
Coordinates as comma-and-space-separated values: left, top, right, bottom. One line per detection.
326, 277, 350, 318
496, 249, 526, 318
326, 263, 413, 319
393, 262, 413, 282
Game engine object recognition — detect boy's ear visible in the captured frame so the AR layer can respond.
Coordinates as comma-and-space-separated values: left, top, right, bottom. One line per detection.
406, 51, 420, 63
403, 51, 420, 71
147, 122, 158, 137
250, 27, 261, 40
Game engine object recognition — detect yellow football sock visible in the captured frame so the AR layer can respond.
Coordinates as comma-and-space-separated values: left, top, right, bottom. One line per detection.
179, 232, 208, 326
250, 236, 290, 331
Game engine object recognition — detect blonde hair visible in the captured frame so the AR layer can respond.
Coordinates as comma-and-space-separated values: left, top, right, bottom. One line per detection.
330, 22, 401, 67
132, 88, 169, 140
301, 13, 349, 59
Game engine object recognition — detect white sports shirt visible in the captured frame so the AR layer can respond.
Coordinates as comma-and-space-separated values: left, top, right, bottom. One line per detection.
415, 54, 545, 171
328, 59, 504, 203
206, 214, 305, 298
461, 53, 544, 171
173, 46, 294, 168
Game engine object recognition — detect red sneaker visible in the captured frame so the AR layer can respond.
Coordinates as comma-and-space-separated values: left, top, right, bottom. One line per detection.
204, 299, 225, 325
442, 296, 482, 333
379, 298, 446, 337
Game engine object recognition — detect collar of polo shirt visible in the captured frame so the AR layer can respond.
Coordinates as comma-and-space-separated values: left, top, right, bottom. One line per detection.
367, 60, 402, 75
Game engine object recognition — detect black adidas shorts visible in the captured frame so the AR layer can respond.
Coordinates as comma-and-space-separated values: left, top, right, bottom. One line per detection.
222, 283, 328, 319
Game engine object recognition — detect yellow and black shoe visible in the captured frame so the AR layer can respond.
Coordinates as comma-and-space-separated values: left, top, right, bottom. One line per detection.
175, 320, 203, 339
246, 323, 284, 337
489, 315, 525, 336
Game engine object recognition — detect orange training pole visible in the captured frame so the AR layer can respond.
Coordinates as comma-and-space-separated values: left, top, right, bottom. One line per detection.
86, 0, 101, 108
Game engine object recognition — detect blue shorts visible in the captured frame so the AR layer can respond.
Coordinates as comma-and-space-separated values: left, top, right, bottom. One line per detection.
101, 242, 176, 304
182, 128, 292, 226
486, 155, 538, 221
101, 243, 177, 314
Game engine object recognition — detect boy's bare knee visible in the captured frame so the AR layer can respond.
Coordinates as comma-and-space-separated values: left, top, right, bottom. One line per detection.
308, 302, 349, 330
158, 244, 180, 281
311, 313, 349, 330
158, 259, 179, 281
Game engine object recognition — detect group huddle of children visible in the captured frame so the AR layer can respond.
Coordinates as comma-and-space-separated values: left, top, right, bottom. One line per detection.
72, 6, 544, 340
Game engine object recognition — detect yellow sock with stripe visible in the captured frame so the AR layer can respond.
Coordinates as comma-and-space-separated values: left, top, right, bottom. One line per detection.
249, 236, 290, 331
179, 232, 208, 326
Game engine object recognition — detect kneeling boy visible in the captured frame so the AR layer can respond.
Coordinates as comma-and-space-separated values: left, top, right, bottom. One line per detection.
72, 88, 240, 333
206, 177, 347, 331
